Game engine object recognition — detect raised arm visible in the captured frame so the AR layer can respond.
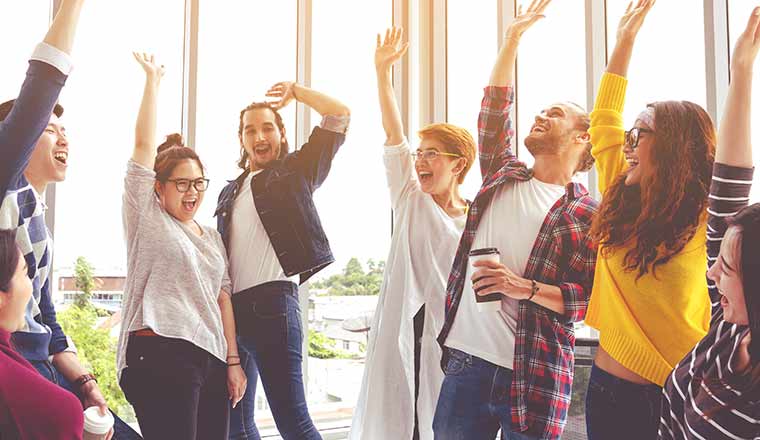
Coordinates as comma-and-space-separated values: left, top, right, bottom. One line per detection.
266, 81, 350, 118
590, 0, 655, 194
132, 53, 165, 169
375, 27, 409, 146
480, 0, 551, 179
43, 0, 85, 55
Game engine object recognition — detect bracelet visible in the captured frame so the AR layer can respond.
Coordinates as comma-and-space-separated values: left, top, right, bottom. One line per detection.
228, 362, 241, 367
75, 373, 97, 389
527, 280, 539, 301
227, 355, 240, 359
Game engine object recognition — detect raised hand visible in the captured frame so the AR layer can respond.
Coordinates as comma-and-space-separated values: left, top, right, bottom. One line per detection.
375, 27, 409, 74
266, 81, 298, 110
132, 52, 165, 81
505, 0, 552, 40
731, 7, 760, 74
616, 0, 656, 43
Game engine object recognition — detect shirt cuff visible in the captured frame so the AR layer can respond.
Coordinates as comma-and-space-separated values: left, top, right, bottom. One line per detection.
63, 336, 77, 354
384, 137, 409, 151
31, 42, 73, 76
320, 114, 350, 134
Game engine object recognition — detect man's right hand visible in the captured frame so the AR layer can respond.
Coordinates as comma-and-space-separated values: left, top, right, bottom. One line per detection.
504, 0, 552, 43
375, 27, 409, 76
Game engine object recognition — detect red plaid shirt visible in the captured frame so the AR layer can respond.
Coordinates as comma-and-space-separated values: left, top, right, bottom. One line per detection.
437, 86, 599, 440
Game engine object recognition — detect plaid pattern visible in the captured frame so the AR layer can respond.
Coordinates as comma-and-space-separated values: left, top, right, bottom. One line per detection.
437, 86, 599, 440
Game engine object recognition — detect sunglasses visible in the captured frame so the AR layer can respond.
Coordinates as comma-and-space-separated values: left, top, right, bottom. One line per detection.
624, 127, 654, 150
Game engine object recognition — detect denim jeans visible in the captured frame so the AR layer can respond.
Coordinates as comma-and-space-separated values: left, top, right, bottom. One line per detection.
30, 359, 143, 440
585, 363, 662, 440
229, 281, 321, 440
433, 348, 536, 440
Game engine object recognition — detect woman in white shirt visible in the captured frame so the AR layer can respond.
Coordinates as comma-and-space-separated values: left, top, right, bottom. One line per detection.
349, 28, 476, 440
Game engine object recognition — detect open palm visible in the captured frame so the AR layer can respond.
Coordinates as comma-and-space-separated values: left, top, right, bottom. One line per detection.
507, 0, 552, 39
375, 27, 409, 73
731, 7, 760, 73
132, 52, 165, 80
616, 0, 656, 43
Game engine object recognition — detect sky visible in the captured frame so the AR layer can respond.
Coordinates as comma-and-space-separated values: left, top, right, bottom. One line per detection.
1, 0, 759, 280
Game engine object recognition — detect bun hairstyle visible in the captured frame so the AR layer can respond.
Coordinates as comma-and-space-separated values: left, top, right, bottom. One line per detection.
153, 133, 205, 182
0, 229, 20, 293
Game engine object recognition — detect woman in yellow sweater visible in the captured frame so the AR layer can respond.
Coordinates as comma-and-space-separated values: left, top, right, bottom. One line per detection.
584, 1, 715, 439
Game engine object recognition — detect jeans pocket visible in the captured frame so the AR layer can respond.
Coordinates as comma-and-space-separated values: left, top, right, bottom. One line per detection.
443, 348, 469, 376
253, 294, 288, 319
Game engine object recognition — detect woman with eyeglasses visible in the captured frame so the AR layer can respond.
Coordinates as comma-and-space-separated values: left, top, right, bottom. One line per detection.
116, 53, 245, 439
349, 28, 475, 440
583, 1, 716, 439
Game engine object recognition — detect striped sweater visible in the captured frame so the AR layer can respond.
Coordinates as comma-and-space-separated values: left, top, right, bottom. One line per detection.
659, 163, 759, 439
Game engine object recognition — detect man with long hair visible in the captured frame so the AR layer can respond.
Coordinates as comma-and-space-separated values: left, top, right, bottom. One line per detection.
433, 2, 598, 439
215, 83, 350, 440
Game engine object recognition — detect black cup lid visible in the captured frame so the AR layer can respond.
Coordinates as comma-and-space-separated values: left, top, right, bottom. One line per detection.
469, 247, 499, 257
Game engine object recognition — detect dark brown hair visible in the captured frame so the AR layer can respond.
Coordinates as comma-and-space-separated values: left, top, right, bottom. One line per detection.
153, 133, 205, 181
418, 123, 476, 184
0, 229, 20, 293
590, 101, 715, 278
237, 102, 289, 170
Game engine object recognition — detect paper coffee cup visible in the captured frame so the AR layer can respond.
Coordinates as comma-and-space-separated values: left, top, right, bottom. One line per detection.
82, 406, 114, 440
469, 247, 502, 312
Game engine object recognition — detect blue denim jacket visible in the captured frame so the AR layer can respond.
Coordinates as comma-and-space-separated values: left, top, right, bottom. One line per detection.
216, 125, 346, 285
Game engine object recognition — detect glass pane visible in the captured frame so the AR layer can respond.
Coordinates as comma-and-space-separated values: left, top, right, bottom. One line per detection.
728, 0, 760, 202
308, 0, 392, 427
54, 0, 185, 273
446, 0, 498, 199
0, 1, 50, 99
195, 0, 297, 223
606, 1, 707, 124
517, 0, 588, 179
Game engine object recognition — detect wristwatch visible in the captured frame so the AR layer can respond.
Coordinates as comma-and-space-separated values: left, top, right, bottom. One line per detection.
75, 373, 97, 389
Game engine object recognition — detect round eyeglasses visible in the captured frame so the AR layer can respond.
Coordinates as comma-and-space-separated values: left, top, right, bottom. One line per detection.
624, 127, 654, 150
165, 178, 210, 192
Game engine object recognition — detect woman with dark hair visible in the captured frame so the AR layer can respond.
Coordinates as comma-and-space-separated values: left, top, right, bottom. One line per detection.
0, 228, 85, 438
659, 8, 760, 439
584, 1, 717, 438
116, 53, 245, 439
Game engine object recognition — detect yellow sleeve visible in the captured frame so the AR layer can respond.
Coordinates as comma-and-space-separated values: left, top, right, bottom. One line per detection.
590, 72, 628, 195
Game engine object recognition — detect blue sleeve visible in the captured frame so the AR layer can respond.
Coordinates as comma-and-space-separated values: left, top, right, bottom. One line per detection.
39, 276, 69, 354
286, 126, 346, 192
0, 61, 68, 197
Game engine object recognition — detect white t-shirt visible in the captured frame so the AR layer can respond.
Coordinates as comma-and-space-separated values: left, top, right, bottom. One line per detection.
228, 172, 298, 293
446, 178, 565, 369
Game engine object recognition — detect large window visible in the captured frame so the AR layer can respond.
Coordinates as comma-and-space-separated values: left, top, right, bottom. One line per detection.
0, 1, 50, 99
195, 0, 297, 223
54, 0, 186, 273
516, 0, 587, 173
728, 0, 760, 202
606, 0, 707, 123
446, 0, 498, 199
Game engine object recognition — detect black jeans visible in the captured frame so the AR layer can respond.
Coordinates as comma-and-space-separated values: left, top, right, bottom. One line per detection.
585, 363, 662, 440
120, 335, 229, 440
412, 305, 425, 440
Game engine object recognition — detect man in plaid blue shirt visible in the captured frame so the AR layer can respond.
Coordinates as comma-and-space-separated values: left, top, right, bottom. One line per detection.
433, 2, 599, 439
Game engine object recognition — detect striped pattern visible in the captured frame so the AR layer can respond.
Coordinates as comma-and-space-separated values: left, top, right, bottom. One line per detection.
659, 163, 759, 440
437, 86, 599, 440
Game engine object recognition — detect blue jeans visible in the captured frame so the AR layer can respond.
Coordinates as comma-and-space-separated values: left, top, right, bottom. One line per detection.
30, 359, 142, 440
229, 281, 321, 440
433, 348, 536, 440
585, 363, 662, 440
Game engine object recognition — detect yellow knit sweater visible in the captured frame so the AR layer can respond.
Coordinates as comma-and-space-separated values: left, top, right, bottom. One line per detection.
584, 73, 711, 386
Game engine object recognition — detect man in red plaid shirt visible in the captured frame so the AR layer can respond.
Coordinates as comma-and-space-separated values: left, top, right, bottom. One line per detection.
433, 2, 599, 439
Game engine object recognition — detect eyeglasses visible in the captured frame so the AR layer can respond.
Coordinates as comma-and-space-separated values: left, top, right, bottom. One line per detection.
411, 150, 462, 162
624, 127, 654, 150
165, 178, 210, 192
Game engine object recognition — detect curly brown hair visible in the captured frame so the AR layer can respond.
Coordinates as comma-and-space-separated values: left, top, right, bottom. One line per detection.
590, 101, 715, 278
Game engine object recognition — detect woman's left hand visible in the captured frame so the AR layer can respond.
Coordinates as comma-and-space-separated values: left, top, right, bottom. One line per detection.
227, 364, 247, 408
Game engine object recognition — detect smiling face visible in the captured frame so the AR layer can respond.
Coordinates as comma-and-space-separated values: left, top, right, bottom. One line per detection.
623, 120, 656, 187
707, 226, 749, 325
415, 137, 466, 195
24, 113, 69, 188
155, 159, 205, 223
240, 107, 286, 171
524, 103, 587, 158
0, 248, 32, 332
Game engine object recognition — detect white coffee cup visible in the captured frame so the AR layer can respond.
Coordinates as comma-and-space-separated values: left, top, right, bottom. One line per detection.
469, 247, 502, 312
82, 406, 114, 440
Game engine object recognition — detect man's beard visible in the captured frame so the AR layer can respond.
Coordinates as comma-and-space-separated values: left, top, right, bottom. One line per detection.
524, 135, 560, 157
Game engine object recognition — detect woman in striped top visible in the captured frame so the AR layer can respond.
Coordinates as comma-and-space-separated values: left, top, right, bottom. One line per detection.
659, 7, 760, 439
